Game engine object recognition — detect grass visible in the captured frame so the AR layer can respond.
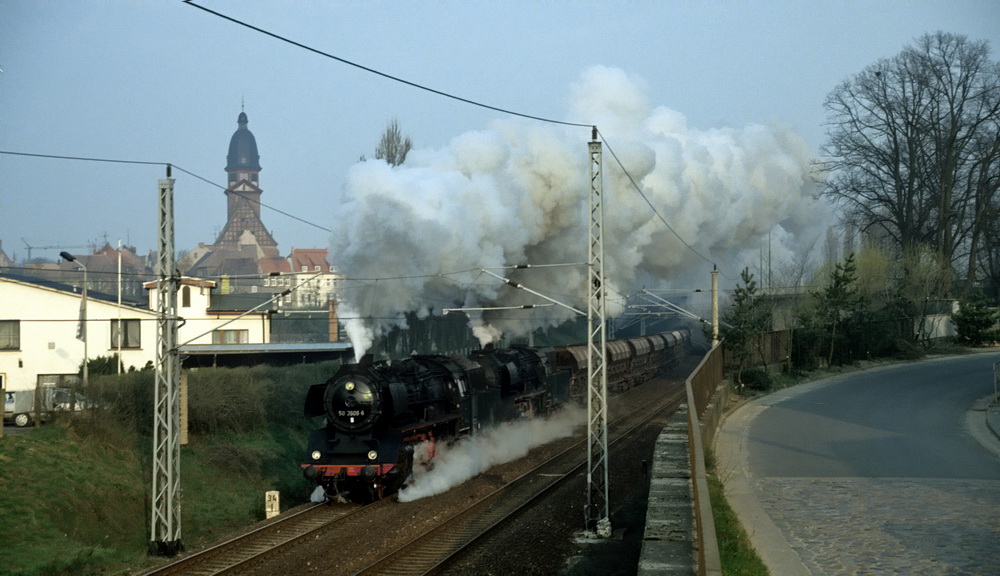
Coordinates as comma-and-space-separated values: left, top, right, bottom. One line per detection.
0, 419, 312, 575
0, 424, 148, 575
705, 449, 769, 576
0, 362, 336, 575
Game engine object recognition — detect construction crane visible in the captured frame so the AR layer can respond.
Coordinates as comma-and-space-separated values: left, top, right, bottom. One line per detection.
21, 239, 89, 262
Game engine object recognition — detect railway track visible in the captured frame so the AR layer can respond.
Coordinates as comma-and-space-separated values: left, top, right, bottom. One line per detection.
353, 382, 687, 576
140, 500, 367, 575
140, 374, 686, 575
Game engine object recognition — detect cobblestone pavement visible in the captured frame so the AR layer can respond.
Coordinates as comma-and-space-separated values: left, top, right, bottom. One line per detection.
752, 477, 1000, 576
717, 359, 1000, 576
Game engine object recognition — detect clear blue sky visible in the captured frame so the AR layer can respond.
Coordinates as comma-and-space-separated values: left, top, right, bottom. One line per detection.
2, 1, 998, 264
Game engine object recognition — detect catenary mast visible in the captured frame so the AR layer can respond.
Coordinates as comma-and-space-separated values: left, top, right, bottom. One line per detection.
150, 166, 182, 555
586, 127, 610, 537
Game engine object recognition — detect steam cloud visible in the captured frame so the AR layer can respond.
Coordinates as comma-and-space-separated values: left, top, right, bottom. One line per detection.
331, 66, 825, 358
396, 404, 584, 502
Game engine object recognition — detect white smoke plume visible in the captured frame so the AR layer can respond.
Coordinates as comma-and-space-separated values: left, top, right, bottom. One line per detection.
396, 404, 585, 502
330, 66, 827, 358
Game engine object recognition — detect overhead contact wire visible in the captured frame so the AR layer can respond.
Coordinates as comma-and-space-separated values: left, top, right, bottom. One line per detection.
0, 150, 334, 234
182, 1, 591, 130
596, 130, 717, 269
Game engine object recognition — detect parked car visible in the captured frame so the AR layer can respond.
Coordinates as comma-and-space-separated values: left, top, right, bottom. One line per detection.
4, 388, 90, 427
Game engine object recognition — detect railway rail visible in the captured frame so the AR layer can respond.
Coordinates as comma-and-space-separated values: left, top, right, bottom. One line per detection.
354, 381, 687, 576
142, 371, 688, 575
140, 500, 367, 575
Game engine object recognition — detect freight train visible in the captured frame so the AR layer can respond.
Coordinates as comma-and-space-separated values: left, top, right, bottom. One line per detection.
301, 328, 690, 501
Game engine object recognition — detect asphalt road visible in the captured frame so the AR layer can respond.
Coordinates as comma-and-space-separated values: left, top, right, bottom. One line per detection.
718, 352, 1000, 576
748, 354, 1000, 480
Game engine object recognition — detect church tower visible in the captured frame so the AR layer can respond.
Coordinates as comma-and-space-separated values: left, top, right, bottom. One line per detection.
214, 111, 279, 257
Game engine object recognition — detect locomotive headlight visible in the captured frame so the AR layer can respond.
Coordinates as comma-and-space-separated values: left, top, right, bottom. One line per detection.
345, 381, 355, 391
367, 450, 378, 461
311, 450, 322, 461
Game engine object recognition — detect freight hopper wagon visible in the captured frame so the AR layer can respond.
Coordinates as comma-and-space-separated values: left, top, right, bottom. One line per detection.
554, 328, 691, 398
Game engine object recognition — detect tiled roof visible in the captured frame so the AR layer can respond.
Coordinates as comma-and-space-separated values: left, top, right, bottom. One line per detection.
289, 248, 330, 272
259, 257, 292, 274
0, 271, 147, 307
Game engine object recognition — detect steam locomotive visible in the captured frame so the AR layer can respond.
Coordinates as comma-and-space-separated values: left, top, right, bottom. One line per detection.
301, 328, 690, 501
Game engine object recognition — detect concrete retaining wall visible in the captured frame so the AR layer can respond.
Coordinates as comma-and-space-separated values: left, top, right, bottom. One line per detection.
637, 405, 696, 576
639, 345, 729, 576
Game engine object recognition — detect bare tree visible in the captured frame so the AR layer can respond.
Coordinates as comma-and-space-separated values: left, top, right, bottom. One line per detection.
374, 117, 413, 167
963, 127, 1000, 295
822, 32, 1000, 297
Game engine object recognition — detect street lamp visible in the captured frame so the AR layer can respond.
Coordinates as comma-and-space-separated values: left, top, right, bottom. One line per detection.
60, 251, 88, 390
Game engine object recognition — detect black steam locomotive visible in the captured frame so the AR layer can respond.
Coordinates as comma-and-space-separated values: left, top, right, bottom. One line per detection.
301, 329, 690, 501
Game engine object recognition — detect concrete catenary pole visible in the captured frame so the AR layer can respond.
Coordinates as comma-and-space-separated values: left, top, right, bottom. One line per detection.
150, 165, 182, 556
711, 265, 719, 346
586, 127, 611, 537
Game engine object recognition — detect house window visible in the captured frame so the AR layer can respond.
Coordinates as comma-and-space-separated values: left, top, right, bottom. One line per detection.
182, 286, 191, 308
0, 320, 20, 350
110, 319, 142, 349
38, 374, 79, 388
213, 329, 249, 345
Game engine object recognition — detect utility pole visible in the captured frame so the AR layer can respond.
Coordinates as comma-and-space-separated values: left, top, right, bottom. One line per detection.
586, 127, 610, 537
59, 252, 88, 391
150, 165, 182, 556
711, 265, 719, 347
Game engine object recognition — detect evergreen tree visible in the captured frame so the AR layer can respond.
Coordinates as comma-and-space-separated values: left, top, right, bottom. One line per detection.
817, 253, 863, 365
722, 268, 770, 387
953, 290, 999, 346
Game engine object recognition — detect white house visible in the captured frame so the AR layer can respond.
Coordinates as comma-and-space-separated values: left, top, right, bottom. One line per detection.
0, 273, 271, 393
144, 277, 272, 346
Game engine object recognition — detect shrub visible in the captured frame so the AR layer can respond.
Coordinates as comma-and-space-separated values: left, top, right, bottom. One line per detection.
739, 367, 773, 392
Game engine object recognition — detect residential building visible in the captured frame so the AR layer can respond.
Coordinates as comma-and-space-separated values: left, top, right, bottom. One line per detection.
286, 248, 340, 309
1, 272, 157, 392
0, 272, 272, 392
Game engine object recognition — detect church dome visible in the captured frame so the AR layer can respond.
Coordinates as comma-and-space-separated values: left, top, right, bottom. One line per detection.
226, 111, 261, 171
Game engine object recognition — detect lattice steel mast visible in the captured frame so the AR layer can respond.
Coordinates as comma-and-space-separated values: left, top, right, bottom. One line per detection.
150, 166, 182, 556
586, 128, 611, 537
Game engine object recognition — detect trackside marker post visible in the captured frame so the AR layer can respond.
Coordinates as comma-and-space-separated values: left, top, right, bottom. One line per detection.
266, 491, 280, 519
